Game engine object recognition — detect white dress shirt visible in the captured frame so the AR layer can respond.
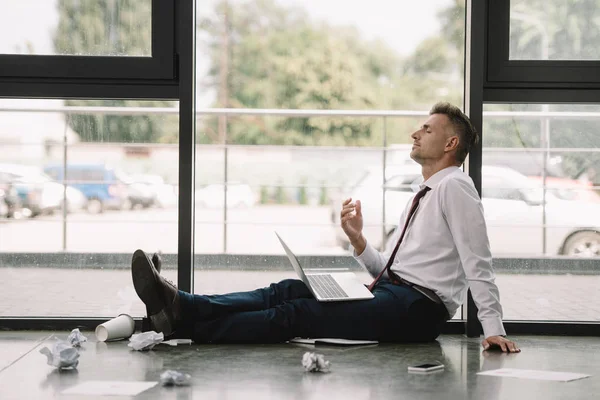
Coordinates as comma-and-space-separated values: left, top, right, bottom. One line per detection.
354, 166, 506, 338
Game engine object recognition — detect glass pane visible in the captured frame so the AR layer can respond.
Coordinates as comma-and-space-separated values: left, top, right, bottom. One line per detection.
509, 0, 600, 60
0, 98, 178, 317
196, 0, 464, 110
0, 0, 152, 56
194, 0, 465, 318
193, 114, 429, 256
482, 103, 600, 322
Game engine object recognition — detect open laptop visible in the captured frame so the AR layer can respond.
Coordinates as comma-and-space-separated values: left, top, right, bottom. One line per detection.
275, 232, 374, 302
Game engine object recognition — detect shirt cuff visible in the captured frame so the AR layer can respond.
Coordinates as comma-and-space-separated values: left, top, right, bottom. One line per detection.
481, 318, 506, 338
352, 241, 384, 278
353, 240, 379, 264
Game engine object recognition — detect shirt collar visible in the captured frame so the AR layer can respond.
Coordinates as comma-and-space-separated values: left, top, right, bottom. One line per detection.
420, 166, 460, 190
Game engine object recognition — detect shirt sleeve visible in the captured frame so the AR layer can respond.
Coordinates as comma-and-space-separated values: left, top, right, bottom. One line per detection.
441, 178, 506, 338
353, 200, 410, 279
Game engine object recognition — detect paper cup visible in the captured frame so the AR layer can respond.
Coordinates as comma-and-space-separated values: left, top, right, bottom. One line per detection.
95, 314, 135, 342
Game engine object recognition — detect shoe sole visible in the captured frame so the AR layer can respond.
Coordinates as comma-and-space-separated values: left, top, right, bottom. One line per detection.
131, 249, 174, 336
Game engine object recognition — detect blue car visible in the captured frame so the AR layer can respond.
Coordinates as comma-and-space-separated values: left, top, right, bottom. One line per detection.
44, 164, 129, 214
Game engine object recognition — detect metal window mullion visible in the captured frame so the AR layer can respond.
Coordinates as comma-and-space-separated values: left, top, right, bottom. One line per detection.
176, 0, 196, 293
382, 116, 387, 243
465, 0, 485, 338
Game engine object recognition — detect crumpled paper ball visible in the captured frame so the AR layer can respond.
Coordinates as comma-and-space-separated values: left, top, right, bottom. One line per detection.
302, 352, 331, 372
39, 340, 80, 370
67, 328, 88, 347
128, 331, 164, 351
160, 370, 192, 386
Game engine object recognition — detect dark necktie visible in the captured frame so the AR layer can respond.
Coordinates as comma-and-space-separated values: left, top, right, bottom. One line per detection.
367, 186, 431, 291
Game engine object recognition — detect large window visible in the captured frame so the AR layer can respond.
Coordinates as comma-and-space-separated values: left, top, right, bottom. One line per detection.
191, 0, 466, 296
0, 0, 174, 81
486, 0, 600, 86
509, 0, 600, 61
482, 103, 600, 322
0, 0, 152, 56
0, 99, 178, 317
3, 0, 596, 334
194, 0, 464, 251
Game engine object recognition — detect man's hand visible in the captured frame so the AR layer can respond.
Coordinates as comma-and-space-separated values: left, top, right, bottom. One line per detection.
340, 198, 366, 254
482, 336, 521, 353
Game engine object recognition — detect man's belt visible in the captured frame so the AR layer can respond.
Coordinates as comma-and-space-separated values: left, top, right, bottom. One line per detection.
388, 271, 450, 320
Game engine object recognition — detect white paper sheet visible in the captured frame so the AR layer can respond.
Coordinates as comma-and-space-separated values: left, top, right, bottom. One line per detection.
62, 381, 158, 396
162, 339, 193, 346
477, 368, 590, 382
290, 337, 378, 346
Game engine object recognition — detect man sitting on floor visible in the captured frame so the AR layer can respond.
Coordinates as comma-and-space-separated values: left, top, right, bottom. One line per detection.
131, 102, 520, 352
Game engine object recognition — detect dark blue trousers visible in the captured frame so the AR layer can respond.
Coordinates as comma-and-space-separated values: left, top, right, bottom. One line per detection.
176, 279, 447, 343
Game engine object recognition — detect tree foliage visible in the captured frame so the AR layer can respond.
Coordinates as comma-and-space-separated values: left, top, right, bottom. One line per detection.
510, 0, 600, 60
198, 0, 463, 146
54, 0, 177, 143
53, 0, 600, 183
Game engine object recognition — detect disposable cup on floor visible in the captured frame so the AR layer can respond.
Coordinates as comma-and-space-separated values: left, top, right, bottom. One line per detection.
95, 314, 135, 342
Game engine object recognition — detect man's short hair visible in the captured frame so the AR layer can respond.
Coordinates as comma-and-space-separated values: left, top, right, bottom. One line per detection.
429, 102, 479, 164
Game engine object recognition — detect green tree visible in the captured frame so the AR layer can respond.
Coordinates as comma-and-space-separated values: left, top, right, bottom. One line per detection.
510, 0, 600, 60
382, 0, 465, 145
54, 0, 177, 143
198, 0, 402, 146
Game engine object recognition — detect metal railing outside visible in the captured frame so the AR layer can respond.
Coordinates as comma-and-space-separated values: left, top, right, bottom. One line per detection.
1, 105, 599, 254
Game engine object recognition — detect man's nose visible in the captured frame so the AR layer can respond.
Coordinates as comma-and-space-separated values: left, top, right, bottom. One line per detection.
411, 130, 419, 140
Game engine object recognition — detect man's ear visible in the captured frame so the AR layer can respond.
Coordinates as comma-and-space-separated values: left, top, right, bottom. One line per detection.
445, 135, 459, 152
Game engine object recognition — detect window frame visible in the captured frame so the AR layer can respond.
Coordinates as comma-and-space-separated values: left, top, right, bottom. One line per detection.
0, 0, 175, 81
486, 0, 600, 90
1, 0, 599, 337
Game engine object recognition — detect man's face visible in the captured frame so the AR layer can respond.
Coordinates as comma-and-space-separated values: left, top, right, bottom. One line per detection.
410, 114, 456, 164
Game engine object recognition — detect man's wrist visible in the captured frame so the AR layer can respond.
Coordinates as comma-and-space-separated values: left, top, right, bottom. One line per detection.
350, 234, 367, 256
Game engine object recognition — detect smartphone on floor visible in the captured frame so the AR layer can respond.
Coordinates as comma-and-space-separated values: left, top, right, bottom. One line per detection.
408, 363, 445, 373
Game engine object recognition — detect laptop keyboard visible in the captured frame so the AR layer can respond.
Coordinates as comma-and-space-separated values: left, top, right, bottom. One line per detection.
307, 274, 349, 299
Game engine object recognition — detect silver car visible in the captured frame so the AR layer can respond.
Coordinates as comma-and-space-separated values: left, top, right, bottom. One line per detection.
333, 165, 600, 258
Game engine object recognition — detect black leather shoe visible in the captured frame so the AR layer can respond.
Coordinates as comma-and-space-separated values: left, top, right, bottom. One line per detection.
131, 249, 180, 336
152, 252, 162, 274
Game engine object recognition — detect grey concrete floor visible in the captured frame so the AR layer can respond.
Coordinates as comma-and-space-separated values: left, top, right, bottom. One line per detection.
0, 332, 598, 400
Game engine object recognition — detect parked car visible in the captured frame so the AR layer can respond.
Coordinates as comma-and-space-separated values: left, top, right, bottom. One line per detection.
117, 172, 156, 210
129, 174, 177, 208
44, 164, 129, 214
0, 171, 23, 219
195, 183, 256, 208
483, 150, 566, 178
0, 191, 8, 218
331, 164, 422, 248
332, 165, 600, 258
0, 163, 86, 217
527, 176, 600, 203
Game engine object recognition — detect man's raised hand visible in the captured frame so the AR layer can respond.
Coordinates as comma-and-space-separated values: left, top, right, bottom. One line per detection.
340, 198, 367, 254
